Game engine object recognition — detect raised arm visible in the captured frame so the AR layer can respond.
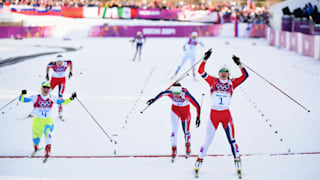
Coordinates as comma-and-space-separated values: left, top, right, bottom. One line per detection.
55, 92, 76, 106
19, 90, 35, 103
231, 55, 249, 89
198, 49, 217, 87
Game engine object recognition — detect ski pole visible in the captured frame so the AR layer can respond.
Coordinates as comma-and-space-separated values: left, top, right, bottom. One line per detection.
168, 72, 190, 89
198, 93, 205, 119
168, 49, 208, 89
195, 93, 205, 127
16, 114, 33, 120
140, 104, 151, 114
132, 68, 155, 115
140, 53, 207, 114
76, 97, 116, 144
171, 48, 213, 88
200, 93, 205, 107
170, 56, 204, 84
242, 63, 310, 113
164, 53, 183, 80
0, 96, 18, 112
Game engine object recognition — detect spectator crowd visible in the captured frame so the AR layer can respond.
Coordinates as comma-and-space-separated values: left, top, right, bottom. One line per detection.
0, 0, 270, 24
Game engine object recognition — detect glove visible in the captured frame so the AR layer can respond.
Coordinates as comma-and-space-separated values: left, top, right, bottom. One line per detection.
21, 90, 27, 95
45, 74, 49, 81
232, 55, 241, 65
69, 72, 73, 79
195, 117, 201, 128
204, 49, 212, 61
70, 92, 77, 100
146, 98, 155, 105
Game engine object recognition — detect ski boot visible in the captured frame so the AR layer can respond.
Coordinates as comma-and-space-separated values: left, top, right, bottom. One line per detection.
185, 143, 191, 158
171, 146, 177, 162
45, 144, 51, 157
43, 144, 51, 163
58, 105, 64, 120
34, 145, 39, 151
235, 157, 242, 179
29, 145, 41, 158
194, 157, 203, 178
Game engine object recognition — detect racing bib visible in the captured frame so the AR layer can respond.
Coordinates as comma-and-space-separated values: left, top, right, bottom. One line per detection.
33, 108, 52, 119
211, 92, 231, 108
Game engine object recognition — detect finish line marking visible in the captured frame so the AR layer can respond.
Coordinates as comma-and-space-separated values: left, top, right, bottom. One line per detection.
0, 152, 319, 159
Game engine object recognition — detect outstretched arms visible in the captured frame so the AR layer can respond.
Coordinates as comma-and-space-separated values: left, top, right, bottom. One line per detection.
19, 90, 36, 103
146, 90, 171, 105
55, 92, 77, 106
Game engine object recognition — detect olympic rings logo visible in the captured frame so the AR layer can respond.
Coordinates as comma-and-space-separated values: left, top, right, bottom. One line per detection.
216, 83, 231, 91
173, 94, 186, 103
174, 97, 185, 103
55, 66, 66, 72
38, 100, 52, 107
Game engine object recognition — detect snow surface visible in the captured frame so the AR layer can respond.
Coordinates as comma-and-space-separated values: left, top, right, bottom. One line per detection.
0, 17, 320, 180
0, 42, 67, 60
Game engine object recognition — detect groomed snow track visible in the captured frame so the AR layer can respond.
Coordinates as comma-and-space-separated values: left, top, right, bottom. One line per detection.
1, 151, 319, 159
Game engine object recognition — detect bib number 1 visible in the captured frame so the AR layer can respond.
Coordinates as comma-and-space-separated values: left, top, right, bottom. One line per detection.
219, 97, 223, 105
212, 92, 231, 107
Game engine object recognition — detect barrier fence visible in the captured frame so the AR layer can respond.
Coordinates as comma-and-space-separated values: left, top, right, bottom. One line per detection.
281, 16, 320, 35
0, 23, 266, 39
0, 26, 54, 38
267, 26, 320, 60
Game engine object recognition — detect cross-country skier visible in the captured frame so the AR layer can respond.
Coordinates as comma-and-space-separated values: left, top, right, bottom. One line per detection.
130, 31, 146, 61
194, 49, 249, 178
19, 81, 76, 160
172, 32, 204, 80
46, 55, 73, 118
146, 82, 201, 162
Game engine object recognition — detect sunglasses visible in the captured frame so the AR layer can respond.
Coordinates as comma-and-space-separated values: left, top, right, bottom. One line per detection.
219, 69, 229, 73
172, 92, 181, 95
42, 86, 51, 89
